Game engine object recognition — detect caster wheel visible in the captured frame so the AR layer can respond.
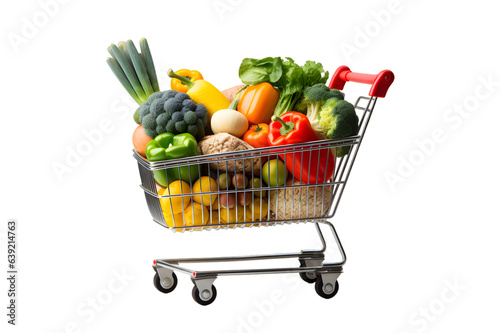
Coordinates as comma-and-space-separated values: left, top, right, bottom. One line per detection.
299, 263, 317, 283
192, 285, 217, 306
153, 272, 177, 294
315, 276, 339, 299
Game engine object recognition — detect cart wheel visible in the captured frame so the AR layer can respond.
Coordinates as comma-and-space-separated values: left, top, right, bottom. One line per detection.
315, 276, 339, 299
299, 262, 317, 283
192, 285, 217, 306
153, 272, 178, 294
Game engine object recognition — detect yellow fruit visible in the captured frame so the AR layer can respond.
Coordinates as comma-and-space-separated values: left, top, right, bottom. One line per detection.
247, 198, 269, 227
205, 211, 222, 229
209, 210, 219, 224
192, 176, 218, 206
212, 197, 220, 210
219, 205, 246, 227
247, 198, 269, 221
159, 180, 191, 215
162, 211, 185, 231
184, 202, 209, 229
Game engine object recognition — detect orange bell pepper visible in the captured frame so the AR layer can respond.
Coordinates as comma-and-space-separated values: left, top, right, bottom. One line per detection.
243, 123, 270, 148
237, 83, 279, 124
170, 69, 203, 93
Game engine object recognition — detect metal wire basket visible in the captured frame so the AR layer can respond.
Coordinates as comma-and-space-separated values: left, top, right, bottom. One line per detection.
133, 97, 373, 231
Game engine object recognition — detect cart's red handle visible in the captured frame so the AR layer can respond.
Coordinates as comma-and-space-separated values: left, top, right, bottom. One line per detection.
329, 66, 394, 98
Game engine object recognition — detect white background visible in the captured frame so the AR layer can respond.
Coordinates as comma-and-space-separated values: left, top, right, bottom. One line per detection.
1, 0, 499, 332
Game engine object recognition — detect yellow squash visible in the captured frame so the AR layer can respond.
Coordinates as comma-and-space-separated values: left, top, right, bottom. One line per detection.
168, 69, 230, 121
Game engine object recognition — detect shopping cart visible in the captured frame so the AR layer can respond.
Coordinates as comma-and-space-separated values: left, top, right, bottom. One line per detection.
134, 66, 394, 305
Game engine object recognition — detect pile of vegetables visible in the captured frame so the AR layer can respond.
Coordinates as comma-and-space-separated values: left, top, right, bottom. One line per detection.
106, 38, 362, 227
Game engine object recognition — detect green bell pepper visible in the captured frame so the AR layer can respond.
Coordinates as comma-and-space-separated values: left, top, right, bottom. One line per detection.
145, 132, 199, 186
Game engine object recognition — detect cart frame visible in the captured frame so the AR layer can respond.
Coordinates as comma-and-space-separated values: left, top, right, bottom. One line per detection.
135, 66, 394, 304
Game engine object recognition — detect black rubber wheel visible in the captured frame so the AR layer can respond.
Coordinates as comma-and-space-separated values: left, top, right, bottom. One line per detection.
315, 276, 339, 299
192, 285, 217, 306
153, 272, 178, 294
299, 262, 318, 283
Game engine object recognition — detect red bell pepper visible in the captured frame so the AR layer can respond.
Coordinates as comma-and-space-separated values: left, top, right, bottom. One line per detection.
268, 112, 335, 184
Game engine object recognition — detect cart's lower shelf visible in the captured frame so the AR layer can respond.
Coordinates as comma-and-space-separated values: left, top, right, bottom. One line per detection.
152, 220, 345, 305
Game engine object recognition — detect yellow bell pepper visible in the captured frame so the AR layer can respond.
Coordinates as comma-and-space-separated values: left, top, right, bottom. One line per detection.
170, 69, 204, 93
168, 69, 230, 121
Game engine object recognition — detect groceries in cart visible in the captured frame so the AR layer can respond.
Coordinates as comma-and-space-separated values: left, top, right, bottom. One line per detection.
108, 38, 360, 231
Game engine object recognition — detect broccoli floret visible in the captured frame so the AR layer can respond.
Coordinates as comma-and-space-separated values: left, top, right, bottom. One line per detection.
166, 119, 176, 133
163, 90, 178, 99
141, 114, 156, 130
144, 128, 157, 139
174, 92, 190, 102
138, 101, 150, 123
149, 98, 165, 117
297, 84, 345, 135
148, 91, 164, 100
303, 84, 343, 103
318, 98, 359, 157
140, 90, 208, 139
156, 113, 169, 127
195, 104, 208, 126
164, 99, 182, 114
182, 99, 197, 110
195, 126, 205, 142
187, 124, 199, 137
195, 118, 204, 131
184, 111, 197, 125
175, 121, 187, 133
171, 112, 184, 122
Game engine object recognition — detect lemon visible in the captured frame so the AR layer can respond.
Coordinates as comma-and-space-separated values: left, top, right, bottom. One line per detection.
184, 202, 209, 230
162, 211, 185, 231
159, 180, 191, 215
192, 176, 218, 206
212, 196, 220, 210
247, 198, 269, 227
204, 210, 221, 230
220, 205, 246, 228
247, 198, 269, 221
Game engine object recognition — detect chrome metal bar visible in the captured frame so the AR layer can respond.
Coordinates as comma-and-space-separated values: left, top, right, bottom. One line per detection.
157, 252, 323, 264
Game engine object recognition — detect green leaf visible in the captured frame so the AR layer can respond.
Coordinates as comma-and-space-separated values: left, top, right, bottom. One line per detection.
302, 60, 329, 87
239, 58, 271, 85
269, 57, 283, 83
